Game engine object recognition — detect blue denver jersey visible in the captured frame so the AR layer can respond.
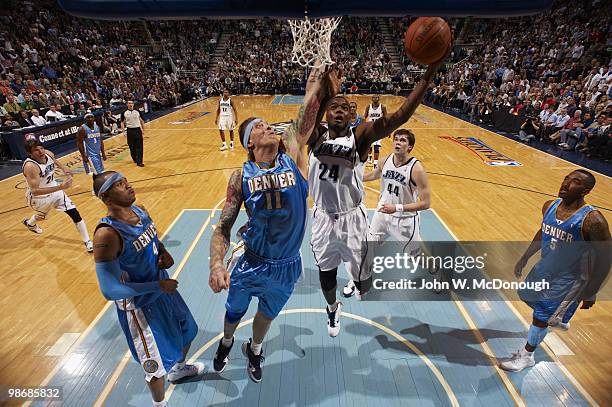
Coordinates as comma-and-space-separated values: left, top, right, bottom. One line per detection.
350, 114, 363, 127
82, 123, 102, 156
521, 198, 595, 302
100, 205, 165, 308
241, 152, 308, 259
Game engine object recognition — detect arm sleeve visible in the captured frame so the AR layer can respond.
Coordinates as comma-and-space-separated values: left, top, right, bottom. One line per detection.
95, 259, 160, 301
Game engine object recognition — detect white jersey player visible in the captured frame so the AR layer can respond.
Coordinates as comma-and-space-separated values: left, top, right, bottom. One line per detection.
364, 129, 430, 252
364, 95, 387, 168
215, 89, 238, 150
309, 53, 443, 338
21, 138, 93, 252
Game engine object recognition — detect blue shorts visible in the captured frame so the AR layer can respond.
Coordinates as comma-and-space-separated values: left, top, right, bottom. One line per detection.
84, 153, 104, 174
525, 299, 579, 324
117, 292, 198, 381
226, 249, 302, 320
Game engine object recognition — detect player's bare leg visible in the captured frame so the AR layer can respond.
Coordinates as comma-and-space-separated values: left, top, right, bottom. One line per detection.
219, 130, 228, 150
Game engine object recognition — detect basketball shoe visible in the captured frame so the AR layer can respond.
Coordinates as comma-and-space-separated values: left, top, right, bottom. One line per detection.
499, 348, 535, 372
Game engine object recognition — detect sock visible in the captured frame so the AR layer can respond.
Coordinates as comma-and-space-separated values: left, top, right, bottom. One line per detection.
27, 215, 38, 226
222, 336, 233, 347
230, 141, 234, 148
172, 360, 185, 371
251, 340, 262, 355
152, 399, 167, 407
328, 301, 338, 312
526, 324, 548, 350
75, 220, 90, 243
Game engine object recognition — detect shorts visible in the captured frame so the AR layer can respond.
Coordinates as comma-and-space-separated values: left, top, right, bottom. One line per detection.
117, 292, 198, 381
310, 204, 371, 282
525, 299, 580, 324
369, 211, 421, 256
226, 248, 302, 319
84, 153, 104, 175
219, 116, 234, 131
373, 140, 381, 147
26, 190, 75, 219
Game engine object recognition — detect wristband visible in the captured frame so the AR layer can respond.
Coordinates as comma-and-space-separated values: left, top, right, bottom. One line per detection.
395, 204, 404, 213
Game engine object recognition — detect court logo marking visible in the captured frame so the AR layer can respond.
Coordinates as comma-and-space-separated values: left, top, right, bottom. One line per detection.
440, 136, 522, 166
169, 111, 210, 124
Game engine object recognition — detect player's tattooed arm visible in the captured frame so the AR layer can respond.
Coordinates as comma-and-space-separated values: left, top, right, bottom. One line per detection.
514, 200, 554, 277
209, 169, 243, 293
581, 210, 611, 302
93, 226, 122, 262
284, 65, 340, 176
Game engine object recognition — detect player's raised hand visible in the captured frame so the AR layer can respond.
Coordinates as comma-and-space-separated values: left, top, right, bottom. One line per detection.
159, 279, 178, 293
209, 264, 230, 293
305, 63, 326, 96
325, 65, 343, 97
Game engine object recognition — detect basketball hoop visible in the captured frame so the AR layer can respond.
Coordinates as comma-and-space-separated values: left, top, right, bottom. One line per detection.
288, 16, 341, 68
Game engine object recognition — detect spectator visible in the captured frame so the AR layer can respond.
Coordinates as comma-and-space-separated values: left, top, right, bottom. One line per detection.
17, 110, 35, 127
30, 109, 47, 126
44, 104, 65, 122
3, 94, 22, 114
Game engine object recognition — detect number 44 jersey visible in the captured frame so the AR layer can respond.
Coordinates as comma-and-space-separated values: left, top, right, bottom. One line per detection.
308, 127, 365, 214
378, 155, 419, 218
241, 152, 309, 260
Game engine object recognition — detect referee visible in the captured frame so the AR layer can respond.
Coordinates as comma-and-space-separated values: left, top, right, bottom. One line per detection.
120, 100, 145, 167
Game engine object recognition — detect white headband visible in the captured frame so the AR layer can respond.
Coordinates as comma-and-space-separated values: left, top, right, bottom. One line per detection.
242, 118, 262, 151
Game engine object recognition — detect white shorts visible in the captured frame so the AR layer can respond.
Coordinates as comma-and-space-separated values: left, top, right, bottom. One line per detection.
26, 190, 76, 219
368, 211, 421, 256
373, 139, 382, 147
310, 204, 371, 282
219, 116, 234, 131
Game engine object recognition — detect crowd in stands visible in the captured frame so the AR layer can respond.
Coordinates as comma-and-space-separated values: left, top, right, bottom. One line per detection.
0, 0, 202, 132
1, 0, 610, 161
420, 0, 611, 161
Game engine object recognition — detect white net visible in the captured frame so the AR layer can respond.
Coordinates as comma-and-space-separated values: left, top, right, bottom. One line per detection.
288, 16, 342, 68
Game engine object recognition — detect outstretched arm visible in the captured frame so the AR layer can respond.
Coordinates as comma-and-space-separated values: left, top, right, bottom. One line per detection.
282, 66, 342, 178
355, 61, 444, 157
209, 169, 243, 293
580, 210, 611, 306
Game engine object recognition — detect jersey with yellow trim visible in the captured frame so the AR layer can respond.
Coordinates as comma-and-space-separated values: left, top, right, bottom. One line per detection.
241, 152, 308, 259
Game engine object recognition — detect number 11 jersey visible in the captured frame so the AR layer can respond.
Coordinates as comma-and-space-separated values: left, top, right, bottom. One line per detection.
241, 152, 308, 260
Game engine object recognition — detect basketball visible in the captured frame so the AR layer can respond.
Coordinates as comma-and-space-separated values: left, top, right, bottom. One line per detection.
404, 17, 452, 65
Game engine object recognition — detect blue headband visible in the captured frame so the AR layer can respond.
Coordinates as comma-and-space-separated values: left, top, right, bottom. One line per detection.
97, 172, 125, 199
243, 118, 262, 151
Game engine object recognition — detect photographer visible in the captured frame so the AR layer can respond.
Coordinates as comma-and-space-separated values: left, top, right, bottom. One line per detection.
518, 114, 541, 142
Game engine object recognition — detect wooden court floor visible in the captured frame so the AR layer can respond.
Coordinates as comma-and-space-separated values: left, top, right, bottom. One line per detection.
0, 95, 610, 405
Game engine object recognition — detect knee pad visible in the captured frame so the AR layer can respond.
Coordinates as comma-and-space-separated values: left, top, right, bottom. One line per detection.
225, 309, 247, 324
319, 267, 338, 292
65, 208, 82, 223
373, 145, 381, 154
